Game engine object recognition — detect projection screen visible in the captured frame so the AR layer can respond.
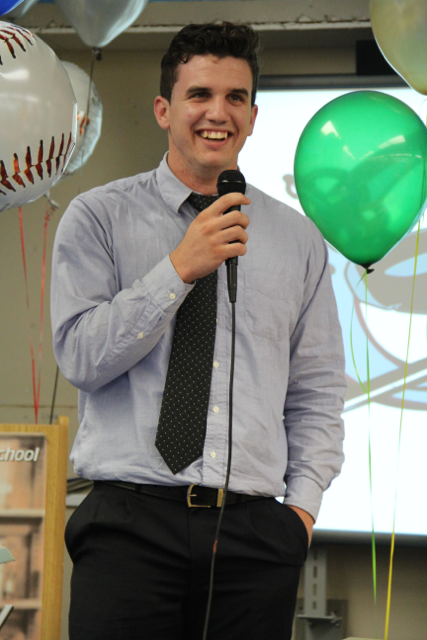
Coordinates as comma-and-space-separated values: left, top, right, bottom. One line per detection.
238, 76, 427, 544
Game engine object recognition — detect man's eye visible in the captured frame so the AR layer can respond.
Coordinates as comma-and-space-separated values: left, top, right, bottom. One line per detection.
230, 94, 244, 102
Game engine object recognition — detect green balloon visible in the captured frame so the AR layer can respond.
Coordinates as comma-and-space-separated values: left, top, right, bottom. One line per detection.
294, 91, 427, 267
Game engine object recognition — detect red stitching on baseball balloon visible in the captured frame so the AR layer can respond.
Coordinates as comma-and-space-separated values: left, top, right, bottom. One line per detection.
56, 134, 64, 173
14, 26, 33, 46
0, 132, 73, 197
12, 154, 25, 188
46, 137, 55, 178
0, 26, 34, 65
25, 147, 35, 184
1, 160, 16, 192
35, 140, 43, 180
64, 133, 73, 169
78, 114, 91, 137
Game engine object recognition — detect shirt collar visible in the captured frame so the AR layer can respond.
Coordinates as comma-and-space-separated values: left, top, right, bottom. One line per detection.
156, 153, 193, 215
156, 153, 243, 214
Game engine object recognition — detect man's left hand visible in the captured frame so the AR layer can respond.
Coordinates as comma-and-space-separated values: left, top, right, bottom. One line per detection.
287, 505, 315, 546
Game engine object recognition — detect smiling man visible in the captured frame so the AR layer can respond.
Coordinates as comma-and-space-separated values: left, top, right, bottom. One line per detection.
155, 53, 257, 193
51, 22, 346, 640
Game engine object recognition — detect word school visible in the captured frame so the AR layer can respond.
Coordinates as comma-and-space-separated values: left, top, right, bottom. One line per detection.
0, 448, 41, 461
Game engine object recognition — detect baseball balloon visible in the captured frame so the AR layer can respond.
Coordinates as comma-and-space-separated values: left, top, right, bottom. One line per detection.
4, 0, 39, 18
0, 0, 24, 14
56, 0, 149, 48
61, 61, 103, 177
0, 22, 77, 212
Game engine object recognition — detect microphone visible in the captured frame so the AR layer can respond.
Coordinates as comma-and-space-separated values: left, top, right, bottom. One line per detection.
217, 170, 246, 303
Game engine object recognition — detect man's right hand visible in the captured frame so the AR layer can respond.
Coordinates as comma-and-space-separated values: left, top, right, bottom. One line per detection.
169, 192, 251, 284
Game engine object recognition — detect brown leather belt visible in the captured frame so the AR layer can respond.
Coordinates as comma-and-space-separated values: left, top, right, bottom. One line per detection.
97, 480, 264, 508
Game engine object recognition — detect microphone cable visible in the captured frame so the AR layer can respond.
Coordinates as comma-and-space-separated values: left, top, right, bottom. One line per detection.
202, 170, 246, 640
201, 300, 236, 640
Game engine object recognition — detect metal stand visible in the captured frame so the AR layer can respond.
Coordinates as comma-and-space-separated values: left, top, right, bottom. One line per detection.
295, 546, 346, 640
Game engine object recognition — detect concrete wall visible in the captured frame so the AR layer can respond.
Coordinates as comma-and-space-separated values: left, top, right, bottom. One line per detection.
0, 23, 426, 640
12, 0, 372, 31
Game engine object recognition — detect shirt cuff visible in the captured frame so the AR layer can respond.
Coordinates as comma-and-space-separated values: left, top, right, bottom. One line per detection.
141, 255, 195, 313
284, 476, 324, 522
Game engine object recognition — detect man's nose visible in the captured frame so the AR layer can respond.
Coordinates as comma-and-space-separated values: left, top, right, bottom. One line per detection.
206, 97, 228, 122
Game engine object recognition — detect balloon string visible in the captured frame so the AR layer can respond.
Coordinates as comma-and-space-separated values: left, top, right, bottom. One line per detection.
365, 270, 378, 639
85, 48, 96, 134
350, 268, 377, 632
384, 220, 421, 640
350, 269, 369, 391
19, 200, 57, 424
19, 206, 38, 423
37, 198, 57, 414
350, 303, 366, 393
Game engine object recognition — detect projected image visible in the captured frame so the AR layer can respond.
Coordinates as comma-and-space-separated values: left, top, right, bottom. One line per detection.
239, 87, 427, 538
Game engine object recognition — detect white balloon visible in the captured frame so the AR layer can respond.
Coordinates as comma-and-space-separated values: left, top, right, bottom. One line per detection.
5, 0, 39, 19
61, 61, 102, 177
56, 0, 149, 48
0, 22, 77, 212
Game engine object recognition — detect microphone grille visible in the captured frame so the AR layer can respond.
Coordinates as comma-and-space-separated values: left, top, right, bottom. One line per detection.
217, 170, 246, 196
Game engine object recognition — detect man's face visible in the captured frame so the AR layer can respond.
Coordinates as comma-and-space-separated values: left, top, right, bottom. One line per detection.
155, 55, 258, 184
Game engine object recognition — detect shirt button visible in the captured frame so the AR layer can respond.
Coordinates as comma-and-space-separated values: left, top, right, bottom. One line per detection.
213, 361, 219, 369
210, 451, 216, 459
216, 318, 219, 323
169, 292, 176, 300
137, 332, 144, 339
213, 406, 219, 413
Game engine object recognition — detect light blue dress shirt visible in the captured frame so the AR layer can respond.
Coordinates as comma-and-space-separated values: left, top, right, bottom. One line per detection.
51, 155, 347, 520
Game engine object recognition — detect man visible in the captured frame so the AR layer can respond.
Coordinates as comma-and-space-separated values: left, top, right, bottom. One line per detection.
51, 22, 346, 640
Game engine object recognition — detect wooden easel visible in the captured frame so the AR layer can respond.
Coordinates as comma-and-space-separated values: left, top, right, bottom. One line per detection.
0, 417, 68, 640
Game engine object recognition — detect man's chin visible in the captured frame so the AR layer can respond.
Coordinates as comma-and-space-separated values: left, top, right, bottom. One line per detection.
195, 152, 237, 173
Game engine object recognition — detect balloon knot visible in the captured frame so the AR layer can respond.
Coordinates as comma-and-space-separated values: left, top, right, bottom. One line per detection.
92, 47, 103, 62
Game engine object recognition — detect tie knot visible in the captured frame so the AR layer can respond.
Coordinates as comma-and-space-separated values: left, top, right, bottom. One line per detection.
188, 192, 218, 212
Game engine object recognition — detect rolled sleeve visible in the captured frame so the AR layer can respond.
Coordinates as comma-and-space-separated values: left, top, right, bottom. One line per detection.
143, 254, 194, 313
51, 199, 193, 393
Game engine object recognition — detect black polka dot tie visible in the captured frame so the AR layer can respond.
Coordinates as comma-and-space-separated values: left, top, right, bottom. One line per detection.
187, 192, 218, 212
155, 192, 218, 474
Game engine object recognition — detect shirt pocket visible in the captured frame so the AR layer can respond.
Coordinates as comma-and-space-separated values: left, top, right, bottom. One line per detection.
244, 269, 300, 342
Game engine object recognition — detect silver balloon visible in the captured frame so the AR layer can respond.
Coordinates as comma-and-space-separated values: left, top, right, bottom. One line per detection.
0, 22, 77, 212
5, 0, 39, 19
56, 0, 149, 48
61, 61, 103, 177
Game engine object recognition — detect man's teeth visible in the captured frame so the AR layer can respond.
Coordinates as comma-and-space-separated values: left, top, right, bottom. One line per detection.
200, 131, 229, 139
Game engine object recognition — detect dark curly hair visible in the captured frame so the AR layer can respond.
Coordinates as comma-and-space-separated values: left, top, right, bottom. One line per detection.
160, 23, 260, 107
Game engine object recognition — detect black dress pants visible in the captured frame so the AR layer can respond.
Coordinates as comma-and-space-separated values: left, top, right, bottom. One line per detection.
66, 482, 308, 640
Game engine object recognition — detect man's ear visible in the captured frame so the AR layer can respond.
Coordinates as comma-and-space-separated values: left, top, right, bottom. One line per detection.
154, 96, 171, 130
248, 104, 258, 137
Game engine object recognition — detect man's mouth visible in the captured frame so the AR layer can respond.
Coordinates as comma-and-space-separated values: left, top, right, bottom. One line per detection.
198, 130, 231, 140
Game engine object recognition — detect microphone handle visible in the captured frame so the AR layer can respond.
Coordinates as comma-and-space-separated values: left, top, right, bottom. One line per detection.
223, 204, 241, 303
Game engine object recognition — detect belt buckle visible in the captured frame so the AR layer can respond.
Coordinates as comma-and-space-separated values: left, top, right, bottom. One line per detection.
187, 484, 210, 508
216, 489, 224, 508
186, 485, 225, 508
